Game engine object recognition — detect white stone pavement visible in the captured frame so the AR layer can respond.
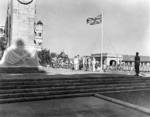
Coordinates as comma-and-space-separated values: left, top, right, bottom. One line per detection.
39, 67, 150, 77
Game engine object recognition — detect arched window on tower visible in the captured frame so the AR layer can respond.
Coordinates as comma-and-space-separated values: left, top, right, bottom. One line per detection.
38, 33, 42, 36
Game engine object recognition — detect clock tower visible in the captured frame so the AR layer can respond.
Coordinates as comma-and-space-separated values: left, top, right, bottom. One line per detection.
8, 0, 36, 52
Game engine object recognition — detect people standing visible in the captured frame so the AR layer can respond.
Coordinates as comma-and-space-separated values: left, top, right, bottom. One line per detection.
88, 57, 92, 71
82, 57, 86, 71
74, 56, 78, 70
74, 55, 79, 70
134, 52, 140, 76
77, 55, 80, 70
92, 57, 96, 72
85, 57, 88, 71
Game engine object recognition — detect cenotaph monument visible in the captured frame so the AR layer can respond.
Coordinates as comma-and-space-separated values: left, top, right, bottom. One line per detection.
0, 0, 45, 72
7, 0, 36, 53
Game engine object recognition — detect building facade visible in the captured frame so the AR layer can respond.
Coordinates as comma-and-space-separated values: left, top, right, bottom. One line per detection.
34, 20, 43, 51
91, 53, 122, 66
91, 53, 150, 72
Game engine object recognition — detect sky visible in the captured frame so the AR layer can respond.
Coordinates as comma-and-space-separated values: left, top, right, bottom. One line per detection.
0, 0, 150, 57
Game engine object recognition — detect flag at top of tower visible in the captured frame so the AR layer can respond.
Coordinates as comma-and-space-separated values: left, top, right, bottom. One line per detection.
87, 14, 102, 25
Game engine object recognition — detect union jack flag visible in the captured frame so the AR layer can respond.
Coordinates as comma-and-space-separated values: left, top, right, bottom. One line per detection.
87, 14, 102, 25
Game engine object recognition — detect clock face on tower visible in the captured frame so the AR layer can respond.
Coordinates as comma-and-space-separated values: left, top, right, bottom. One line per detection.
17, 0, 33, 5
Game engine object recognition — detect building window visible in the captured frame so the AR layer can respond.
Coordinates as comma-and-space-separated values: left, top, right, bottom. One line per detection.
38, 33, 42, 36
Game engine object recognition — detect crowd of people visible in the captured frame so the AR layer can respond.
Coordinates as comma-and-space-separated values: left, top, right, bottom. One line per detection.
71, 53, 150, 75
72, 55, 100, 71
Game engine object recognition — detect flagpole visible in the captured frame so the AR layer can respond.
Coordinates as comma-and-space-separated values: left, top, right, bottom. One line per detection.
100, 11, 103, 72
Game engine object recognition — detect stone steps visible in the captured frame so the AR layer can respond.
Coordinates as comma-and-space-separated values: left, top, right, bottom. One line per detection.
0, 78, 149, 90
1, 74, 148, 84
0, 82, 149, 94
0, 67, 45, 73
1, 85, 150, 98
0, 87, 150, 104
0, 73, 150, 103
2, 77, 149, 89
0, 93, 92, 104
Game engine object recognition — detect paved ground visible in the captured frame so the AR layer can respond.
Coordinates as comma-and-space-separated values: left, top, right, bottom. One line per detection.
41, 67, 150, 77
40, 67, 129, 75
0, 96, 149, 117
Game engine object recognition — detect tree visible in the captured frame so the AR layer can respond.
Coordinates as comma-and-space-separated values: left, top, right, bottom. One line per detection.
0, 37, 7, 59
51, 52, 57, 58
37, 49, 52, 66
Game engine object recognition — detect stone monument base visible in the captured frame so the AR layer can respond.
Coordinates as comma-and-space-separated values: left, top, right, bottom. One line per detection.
0, 67, 46, 74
